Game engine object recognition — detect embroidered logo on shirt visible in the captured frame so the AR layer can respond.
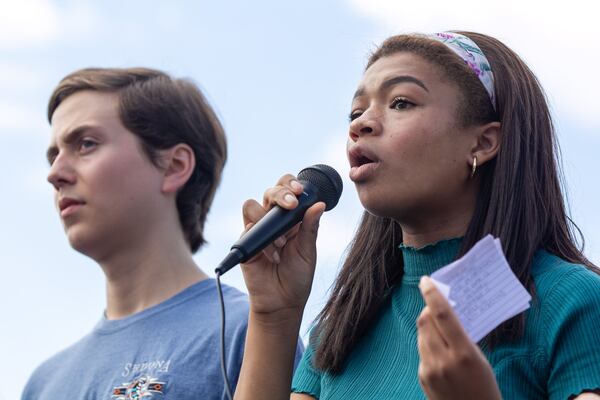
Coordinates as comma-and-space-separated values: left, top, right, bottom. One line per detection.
111, 375, 166, 399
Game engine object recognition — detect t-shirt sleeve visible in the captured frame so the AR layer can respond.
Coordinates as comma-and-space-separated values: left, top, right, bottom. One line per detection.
223, 290, 251, 397
543, 267, 600, 399
21, 372, 42, 400
226, 316, 248, 392
291, 341, 322, 398
293, 337, 306, 370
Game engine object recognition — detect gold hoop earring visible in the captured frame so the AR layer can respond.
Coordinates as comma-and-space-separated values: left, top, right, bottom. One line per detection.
470, 156, 477, 179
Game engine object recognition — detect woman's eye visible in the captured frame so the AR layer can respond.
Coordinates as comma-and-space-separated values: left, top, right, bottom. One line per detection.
348, 110, 363, 122
391, 97, 414, 111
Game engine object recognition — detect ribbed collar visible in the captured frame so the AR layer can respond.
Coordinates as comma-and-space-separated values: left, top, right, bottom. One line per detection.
400, 237, 462, 284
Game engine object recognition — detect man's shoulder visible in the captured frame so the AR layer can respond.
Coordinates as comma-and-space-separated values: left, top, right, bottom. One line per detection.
22, 279, 251, 399
170, 278, 249, 325
21, 333, 93, 398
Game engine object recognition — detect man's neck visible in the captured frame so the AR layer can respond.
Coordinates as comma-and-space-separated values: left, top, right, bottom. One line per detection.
100, 234, 209, 320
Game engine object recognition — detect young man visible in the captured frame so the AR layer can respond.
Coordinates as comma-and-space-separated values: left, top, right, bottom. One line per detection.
22, 68, 301, 399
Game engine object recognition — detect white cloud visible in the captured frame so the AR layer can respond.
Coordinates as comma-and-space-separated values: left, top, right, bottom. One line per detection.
0, 64, 48, 91
0, 0, 60, 48
348, 0, 600, 129
57, 2, 101, 44
0, 101, 47, 135
21, 166, 54, 196
0, 0, 100, 49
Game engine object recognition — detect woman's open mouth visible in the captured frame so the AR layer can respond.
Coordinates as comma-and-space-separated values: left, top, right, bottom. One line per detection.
348, 146, 379, 182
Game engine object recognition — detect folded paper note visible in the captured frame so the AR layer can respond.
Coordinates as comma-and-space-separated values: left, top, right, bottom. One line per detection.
430, 235, 532, 343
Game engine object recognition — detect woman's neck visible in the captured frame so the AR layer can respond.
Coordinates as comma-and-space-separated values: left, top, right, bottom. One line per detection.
398, 198, 475, 249
401, 220, 469, 249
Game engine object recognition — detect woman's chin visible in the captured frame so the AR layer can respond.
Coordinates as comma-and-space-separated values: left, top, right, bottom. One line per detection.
359, 195, 400, 220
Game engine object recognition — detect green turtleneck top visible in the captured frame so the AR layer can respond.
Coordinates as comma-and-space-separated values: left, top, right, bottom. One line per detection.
292, 238, 600, 399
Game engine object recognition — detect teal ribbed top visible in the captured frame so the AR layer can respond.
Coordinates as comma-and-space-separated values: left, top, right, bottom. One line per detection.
292, 238, 600, 399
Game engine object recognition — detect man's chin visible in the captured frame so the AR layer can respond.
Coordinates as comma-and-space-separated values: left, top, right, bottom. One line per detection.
66, 228, 99, 258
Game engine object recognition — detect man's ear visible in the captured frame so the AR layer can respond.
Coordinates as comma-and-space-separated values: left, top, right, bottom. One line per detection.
469, 121, 501, 167
161, 143, 195, 194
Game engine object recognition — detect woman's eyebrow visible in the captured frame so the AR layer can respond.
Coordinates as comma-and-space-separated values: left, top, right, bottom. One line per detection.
353, 75, 429, 101
381, 75, 429, 92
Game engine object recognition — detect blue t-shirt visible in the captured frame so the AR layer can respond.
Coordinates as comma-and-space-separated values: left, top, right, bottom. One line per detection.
22, 279, 304, 399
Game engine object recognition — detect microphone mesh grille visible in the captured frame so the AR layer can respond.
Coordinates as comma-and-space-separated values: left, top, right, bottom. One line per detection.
297, 164, 343, 211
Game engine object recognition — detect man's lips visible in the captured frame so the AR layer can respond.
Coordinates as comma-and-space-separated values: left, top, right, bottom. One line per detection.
58, 197, 85, 216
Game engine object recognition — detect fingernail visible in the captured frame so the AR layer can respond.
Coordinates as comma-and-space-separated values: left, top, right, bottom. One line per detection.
317, 208, 325, 220
284, 193, 297, 205
419, 276, 430, 290
290, 180, 303, 191
274, 236, 286, 247
272, 251, 280, 264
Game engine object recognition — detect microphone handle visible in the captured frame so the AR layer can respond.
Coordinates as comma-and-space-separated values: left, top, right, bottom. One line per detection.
215, 181, 319, 275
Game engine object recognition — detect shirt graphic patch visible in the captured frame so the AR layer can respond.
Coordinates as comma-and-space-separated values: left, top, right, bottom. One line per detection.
112, 375, 166, 399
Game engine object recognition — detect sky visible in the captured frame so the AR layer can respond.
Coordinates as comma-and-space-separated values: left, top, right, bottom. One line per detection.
1, 0, 599, 398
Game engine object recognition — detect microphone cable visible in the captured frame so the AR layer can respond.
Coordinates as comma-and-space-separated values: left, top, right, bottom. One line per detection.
213, 164, 343, 400
216, 271, 234, 400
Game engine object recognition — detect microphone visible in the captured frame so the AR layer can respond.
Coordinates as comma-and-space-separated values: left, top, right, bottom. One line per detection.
215, 164, 343, 275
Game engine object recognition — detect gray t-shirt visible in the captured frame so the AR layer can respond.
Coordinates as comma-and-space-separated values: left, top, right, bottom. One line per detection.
22, 279, 304, 399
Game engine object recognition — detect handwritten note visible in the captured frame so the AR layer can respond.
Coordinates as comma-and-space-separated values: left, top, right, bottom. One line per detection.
430, 235, 531, 343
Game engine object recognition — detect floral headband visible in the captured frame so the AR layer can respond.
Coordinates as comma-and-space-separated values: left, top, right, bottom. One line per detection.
428, 32, 496, 110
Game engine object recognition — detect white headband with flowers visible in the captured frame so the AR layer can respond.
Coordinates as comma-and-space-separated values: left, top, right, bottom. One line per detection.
429, 32, 496, 110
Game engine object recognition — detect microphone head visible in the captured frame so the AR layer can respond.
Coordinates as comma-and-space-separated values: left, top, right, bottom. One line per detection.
297, 164, 343, 211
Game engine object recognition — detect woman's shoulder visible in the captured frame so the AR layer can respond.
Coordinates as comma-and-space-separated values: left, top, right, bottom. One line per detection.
525, 251, 600, 397
530, 250, 600, 328
531, 249, 600, 295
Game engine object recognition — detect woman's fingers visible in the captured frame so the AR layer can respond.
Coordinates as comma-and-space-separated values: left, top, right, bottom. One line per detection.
263, 175, 304, 209
275, 174, 304, 193
292, 202, 325, 263
242, 174, 322, 267
417, 280, 502, 400
419, 276, 470, 348
242, 199, 266, 227
273, 235, 287, 249
241, 200, 280, 264
417, 306, 448, 358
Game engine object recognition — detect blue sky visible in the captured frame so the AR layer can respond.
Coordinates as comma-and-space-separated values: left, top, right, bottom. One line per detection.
1, 0, 598, 398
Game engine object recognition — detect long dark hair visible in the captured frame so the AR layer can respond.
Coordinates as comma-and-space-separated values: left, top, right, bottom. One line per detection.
312, 32, 596, 373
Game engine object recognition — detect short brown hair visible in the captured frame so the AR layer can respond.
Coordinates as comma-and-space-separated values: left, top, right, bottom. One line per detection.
48, 67, 227, 253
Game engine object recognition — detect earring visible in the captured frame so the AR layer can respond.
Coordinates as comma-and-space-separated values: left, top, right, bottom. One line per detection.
470, 156, 477, 179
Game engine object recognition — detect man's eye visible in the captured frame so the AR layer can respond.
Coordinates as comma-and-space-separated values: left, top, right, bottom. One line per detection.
348, 110, 363, 122
79, 139, 97, 151
391, 97, 414, 111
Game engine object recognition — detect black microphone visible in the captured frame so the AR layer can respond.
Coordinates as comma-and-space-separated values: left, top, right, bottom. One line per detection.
215, 164, 343, 275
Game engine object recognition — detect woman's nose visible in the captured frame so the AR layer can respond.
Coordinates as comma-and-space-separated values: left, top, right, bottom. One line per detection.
348, 109, 382, 142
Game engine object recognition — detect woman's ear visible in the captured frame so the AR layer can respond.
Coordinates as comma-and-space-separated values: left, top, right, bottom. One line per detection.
470, 121, 501, 166
161, 143, 196, 194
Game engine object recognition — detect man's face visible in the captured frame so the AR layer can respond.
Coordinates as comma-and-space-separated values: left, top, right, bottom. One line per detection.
47, 90, 165, 261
